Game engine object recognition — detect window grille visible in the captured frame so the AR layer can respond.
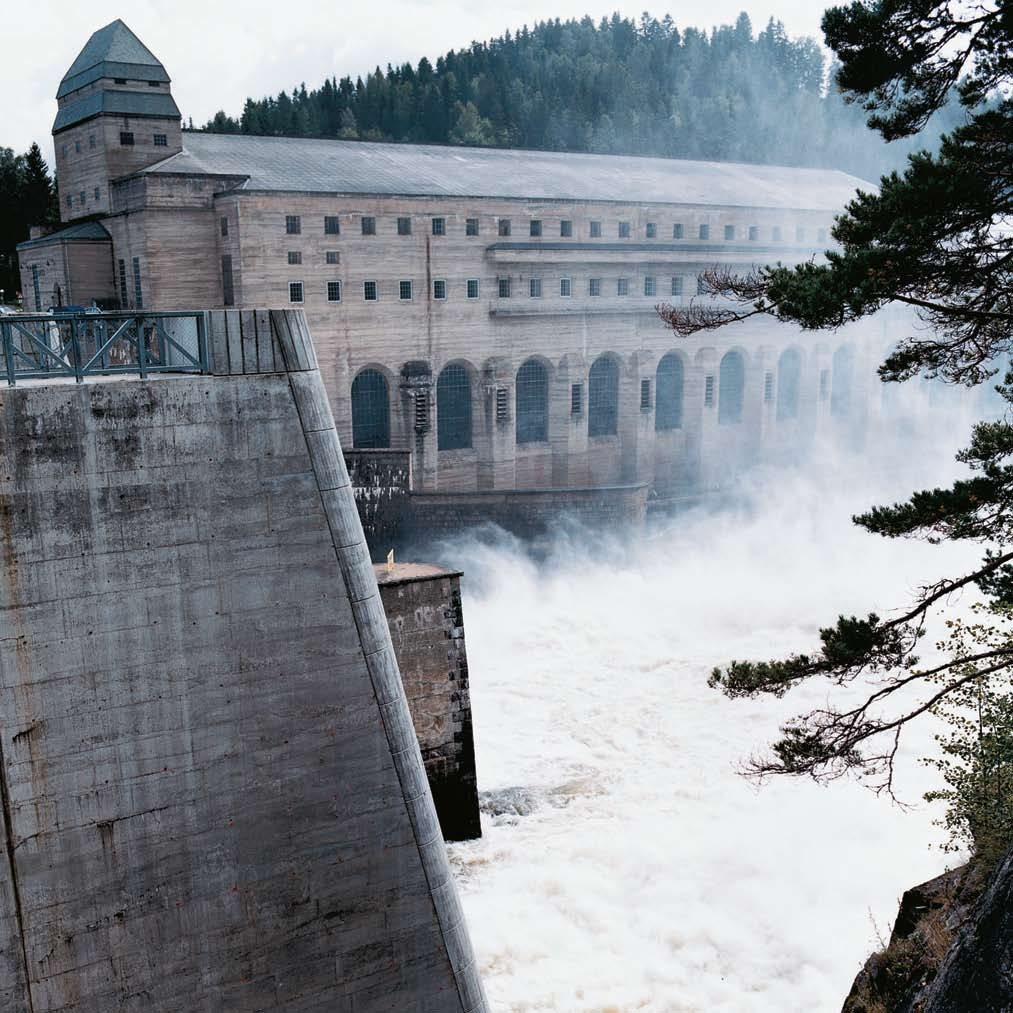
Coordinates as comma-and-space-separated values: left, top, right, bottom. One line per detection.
285, 215, 301, 235
560, 278, 572, 297
704, 375, 715, 406
590, 221, 602, 238
432, 217, 446, 236
221, 255, 234, 306
617, 278, 629, 297
560, 220, 572, 237
414, 389, 429, 432
437, 364, 472, 450
644, 276, 657, 297
327, 280, 341, 303
529, 278, 542, 298
529, 219, 542, 237
467, 279, 480, 299
361, 216, 376, 235
673, 223, 684, 239
397, 216, 412, 235
495, 386, 509, 423
433, 279, 447, 300
498, 278, 511, 298
640, 378, 651, 411
646, 222, 657, 238
588, 356, 619, 437
618, 221, 631, 238
498, 219, 511, 237
466, 218, 479, 236
516, 358, 549, 443
399, 280, 413, 301
699, 224, 710, 240
571, 383, 583, 415
325, 215, 340, 235
132, 257, 143, 309
120, 131, 134, 146
589, 278, 602, 297
777, 348, 801, 420
719, 351, 745, 424
351, 369, 390, 448
764, 371, 774, 402
153, 134, 167, 146
671, 276, 683, 297
287, 251, 302, 264
655, 354, 684, 430
325, 251, 339, 264
288, 281, 303, 303
364, 280, 378, 301
118, 259, 128, 306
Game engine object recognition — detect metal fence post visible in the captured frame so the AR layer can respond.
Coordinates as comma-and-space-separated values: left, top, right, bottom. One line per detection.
2, 322, 13, 386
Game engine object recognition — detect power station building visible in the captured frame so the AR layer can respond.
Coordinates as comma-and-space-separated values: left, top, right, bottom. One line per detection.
18, 20, 882, 523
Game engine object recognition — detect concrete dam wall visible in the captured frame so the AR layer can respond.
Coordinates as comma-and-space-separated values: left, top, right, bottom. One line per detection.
0, 310, 487, 1011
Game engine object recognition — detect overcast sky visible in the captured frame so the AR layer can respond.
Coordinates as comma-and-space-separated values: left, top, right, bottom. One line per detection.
7, 2, 825, 164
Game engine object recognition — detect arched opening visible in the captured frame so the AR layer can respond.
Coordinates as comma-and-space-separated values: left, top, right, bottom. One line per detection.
655, 353, 684, 431
588, 355, 619, 437
516, 358, 549, 444
776, 348, 801, 421
437, 362, 472, 450
831, 346, 855, 417
718, 350, 745, 425
350, 368, 391, 448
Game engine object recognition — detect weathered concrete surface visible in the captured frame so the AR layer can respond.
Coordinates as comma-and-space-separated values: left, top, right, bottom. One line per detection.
0, 309, 487, 1011
375, 565, 481, 842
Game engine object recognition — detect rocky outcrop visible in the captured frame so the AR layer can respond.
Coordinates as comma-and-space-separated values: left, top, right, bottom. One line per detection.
843, 847, 1013, 1013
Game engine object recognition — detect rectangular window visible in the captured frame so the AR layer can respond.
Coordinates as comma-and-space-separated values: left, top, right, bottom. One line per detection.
467, 279, 480, 299
148, 81, 160, 87
673, 223, 684, 239
571, 383, 583, 415
79, 191, 86, 205
361, 216, 376, 235
671, 276, 683, 297
153, 134, 168, 146
220, 216, 228, 237
590, 221, 602, 238
397, 216, 412, 236
699, 224, 710, 240
772, 226, 783, 241
819, 368, 830, 400
132, 257, 143, 309
618, 221, 631, 238
529, 278, 542, 298
31, 265, 41, 312
560, 219, 572, 237
325, 251, 339, 265
617, 278, 629, 297
466, 217, 479, 236
644, 276, 657, 297
640, 378, 651, 411
529, 219, 542, 237
287, 251, 302, 265
589, 278, 602, 297
433, 279, 447, 300
697, 276, 708, 296
399, 280, 413, 300
724, 225, 735, 240
646, 222, 657, 239
796, 226, 805, 243
764, 372, 774, 401
285, 215, 301, 235
74, 140, 81, 154
118, 259, 128, 305
288, 281, 303, 303
560, 277, 572, 297
432, 217, 446, 236
94, 186, 100, 201
364, 280, 378, 301
498, 219, 511, 237
221, 255, 234, 306
89, 134, 96, 148
704, 375, 715, 405
498, 277, 511, 298
66, 195, 72, 207
324, 215, 340, 235
327, 280, 341, 303
61, 144, 67, 158
748, 225, 758, 241
114, 78, 126, 84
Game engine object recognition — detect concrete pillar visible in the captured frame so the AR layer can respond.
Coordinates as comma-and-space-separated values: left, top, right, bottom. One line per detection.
551, 352, 589, 487
477, 356, 516, 490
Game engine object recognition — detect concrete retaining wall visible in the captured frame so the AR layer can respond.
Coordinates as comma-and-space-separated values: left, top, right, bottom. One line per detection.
0, 309, 487, 1012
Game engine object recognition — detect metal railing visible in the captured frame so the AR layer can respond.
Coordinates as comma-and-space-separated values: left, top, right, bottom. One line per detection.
0, 311, 208, 385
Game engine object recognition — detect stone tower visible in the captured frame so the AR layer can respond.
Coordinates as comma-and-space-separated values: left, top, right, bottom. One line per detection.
52, 19, 182, 223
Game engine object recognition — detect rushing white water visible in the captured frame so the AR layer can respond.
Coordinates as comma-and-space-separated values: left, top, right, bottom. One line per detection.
440, 420, 984, 1012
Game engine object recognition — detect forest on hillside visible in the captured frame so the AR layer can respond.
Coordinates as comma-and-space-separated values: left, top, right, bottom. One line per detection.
203, 12, 965, 182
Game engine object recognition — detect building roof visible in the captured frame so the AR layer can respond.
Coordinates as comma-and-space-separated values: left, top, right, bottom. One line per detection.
58, 20, 169, 98
16, 221, 111, 252
142, 132, 872, 211
54, 90, 180, 134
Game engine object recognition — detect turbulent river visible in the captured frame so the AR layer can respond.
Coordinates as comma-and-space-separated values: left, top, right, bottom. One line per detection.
438, 419, 980, 1012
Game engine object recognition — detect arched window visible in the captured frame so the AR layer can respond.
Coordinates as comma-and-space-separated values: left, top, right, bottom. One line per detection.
718, 350, 745, 425
655, 353, 684, 431
831, 346, 854, 417
588, 355, 619, 437
351, 369, 390, 448
776, 348, 801, 421
437, 363, 472, 450
516, 358, 549, 444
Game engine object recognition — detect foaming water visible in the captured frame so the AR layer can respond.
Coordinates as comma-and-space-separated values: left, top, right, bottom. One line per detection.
439, 420, 986, 1012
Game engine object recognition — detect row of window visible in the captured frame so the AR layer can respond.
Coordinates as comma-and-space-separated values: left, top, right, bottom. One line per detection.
60, 130, 167, 159
284, 274, 709, 304
350, 347, 856, 451
281, 213, 829, 243
66, 185, 102, 208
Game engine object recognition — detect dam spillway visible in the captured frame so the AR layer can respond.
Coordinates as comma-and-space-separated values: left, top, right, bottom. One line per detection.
0, 310, 486, 1011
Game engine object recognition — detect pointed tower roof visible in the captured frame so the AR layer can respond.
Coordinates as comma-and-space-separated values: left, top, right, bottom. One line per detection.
57, 20, 170, 98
